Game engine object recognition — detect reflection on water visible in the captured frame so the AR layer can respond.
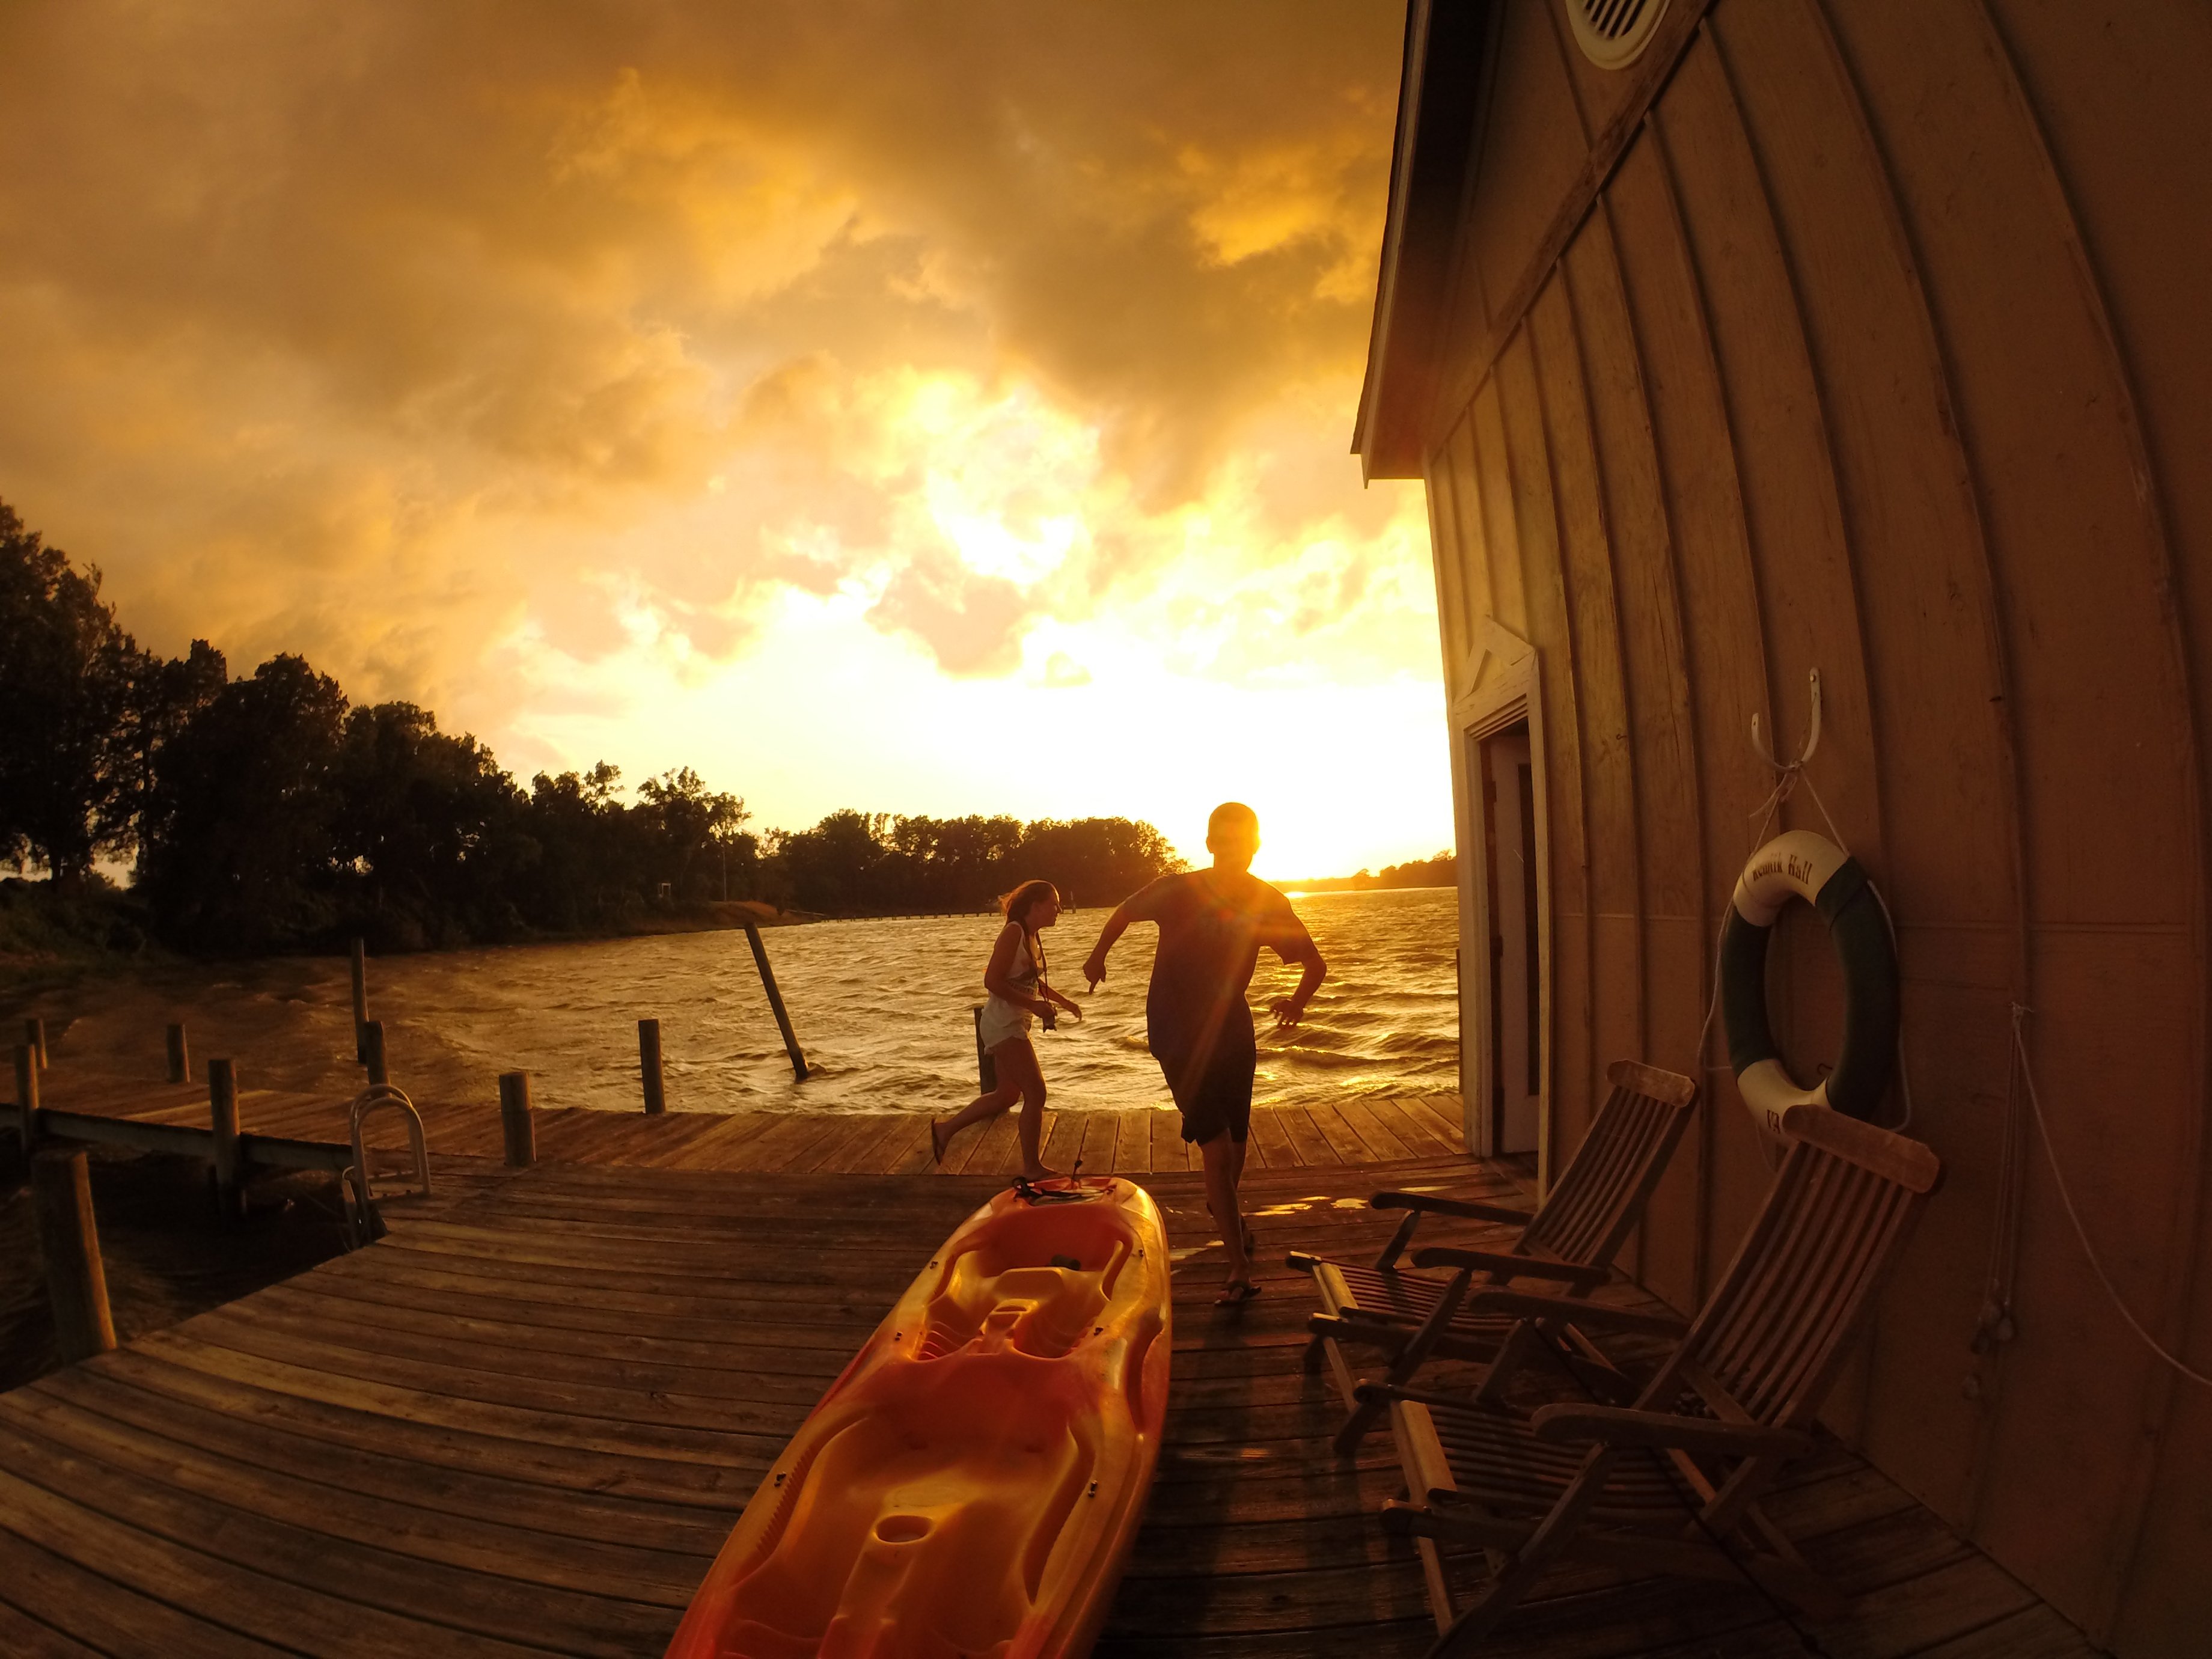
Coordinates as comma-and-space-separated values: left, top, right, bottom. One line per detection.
29, 888, 1461, 1117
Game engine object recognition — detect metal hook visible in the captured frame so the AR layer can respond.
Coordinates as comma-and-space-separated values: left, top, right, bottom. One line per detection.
1751, 670, 1822, 769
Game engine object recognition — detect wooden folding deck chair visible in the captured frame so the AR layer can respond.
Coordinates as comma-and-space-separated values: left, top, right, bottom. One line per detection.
1370, 1104, 1941, 1654
1291, 1060, 1696, 1453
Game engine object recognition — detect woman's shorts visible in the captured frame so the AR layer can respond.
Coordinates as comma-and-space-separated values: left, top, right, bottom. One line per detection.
1159, 1042, 1254, 1145
976, 1000, 1033, 1054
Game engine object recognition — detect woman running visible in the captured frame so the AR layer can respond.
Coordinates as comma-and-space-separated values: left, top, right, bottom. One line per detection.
931, 879, 1083, 1180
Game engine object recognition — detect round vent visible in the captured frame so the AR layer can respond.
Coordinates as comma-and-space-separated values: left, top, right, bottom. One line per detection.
1564, 0, 1670, 70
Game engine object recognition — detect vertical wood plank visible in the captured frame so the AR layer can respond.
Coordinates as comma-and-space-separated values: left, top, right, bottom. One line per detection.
1495, 324, 1595, 1172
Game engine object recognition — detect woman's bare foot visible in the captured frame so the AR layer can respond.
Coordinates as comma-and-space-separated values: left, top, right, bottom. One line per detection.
930, 1120, 950, 1164
1019, 1163, 1059, 1182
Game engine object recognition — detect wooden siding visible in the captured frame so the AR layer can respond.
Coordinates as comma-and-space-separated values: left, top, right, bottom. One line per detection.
1411, 2, 2212, 1652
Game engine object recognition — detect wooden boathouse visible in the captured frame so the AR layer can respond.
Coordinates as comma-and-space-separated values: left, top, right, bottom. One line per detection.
1356, 1, 2210, 1652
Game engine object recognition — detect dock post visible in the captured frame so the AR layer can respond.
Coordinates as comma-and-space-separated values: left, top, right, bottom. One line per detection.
498, 1072, 536, 1167
350, 938, 370, 1062
208, 1057, 242, 1220
23, 1017, 46, 1070
362, 1019, 389, 1087
167, 1022, 191, 1085
973, 1006, 998, 1094
742, 920, 810, 1081
14, 1043, 40, 1154
31, 1150, 115, 1363
639, 1019, 666, 1114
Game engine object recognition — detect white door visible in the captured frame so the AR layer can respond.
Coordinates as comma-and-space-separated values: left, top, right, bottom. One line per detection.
1483, 729, 1541, 1153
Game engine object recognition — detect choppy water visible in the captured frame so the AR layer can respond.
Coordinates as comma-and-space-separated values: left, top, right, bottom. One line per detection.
24, 887, 1461, 1116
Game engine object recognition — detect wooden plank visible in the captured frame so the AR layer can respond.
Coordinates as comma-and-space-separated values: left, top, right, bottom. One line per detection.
0, 1461, 553, 1658
947, 1106, 1018, 1176
1247, 1104, 1301, 1169
968, 1110, 1026, 1176
1041, 1108, 1089, 1175
75, 1346, 757, 1509
879, 1117, 939, 1176
790, 1114, 893, 1175
0, 1413, 693, 1645
1302, 1101, 1370, 1166
1331, 1096, 1416, 1163
0, 1521, 295, 1658
1364, 1096, 1458, 1159
1149, 1106, 1191, 1173
31, 1367, 730, 1554
0, 1593, 100, 1658
645, 1110, 781, 1172
817, 1113, 909, 1175
1274, 1104, 1340, 1167
1112, 1108, 1154, 1175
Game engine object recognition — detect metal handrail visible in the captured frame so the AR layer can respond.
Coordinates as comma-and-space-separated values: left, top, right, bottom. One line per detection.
343, 1083, 430, 1246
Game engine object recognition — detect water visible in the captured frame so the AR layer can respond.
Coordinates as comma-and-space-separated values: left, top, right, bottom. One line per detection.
26, 887, 1462, 1116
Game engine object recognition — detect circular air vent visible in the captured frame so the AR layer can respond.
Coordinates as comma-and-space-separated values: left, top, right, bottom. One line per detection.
1564, 0, 1670, 70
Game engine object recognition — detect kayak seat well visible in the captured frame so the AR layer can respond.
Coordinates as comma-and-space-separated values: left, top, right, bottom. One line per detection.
915, 1204, 1140, 1361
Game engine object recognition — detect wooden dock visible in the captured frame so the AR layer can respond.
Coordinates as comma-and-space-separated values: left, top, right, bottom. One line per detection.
0, 1142, 2095, 1657
24, 1068, 1477, 1179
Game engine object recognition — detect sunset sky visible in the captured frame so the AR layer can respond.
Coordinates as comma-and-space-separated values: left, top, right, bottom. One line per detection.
0, 2, 1447, 879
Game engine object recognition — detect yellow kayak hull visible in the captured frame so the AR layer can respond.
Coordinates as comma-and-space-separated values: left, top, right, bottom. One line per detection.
667, 1176, 1172, 1659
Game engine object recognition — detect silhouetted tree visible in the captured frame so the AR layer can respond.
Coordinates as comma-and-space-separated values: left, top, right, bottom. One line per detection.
141, 655, 349, 952
332, 702, 531, 949
635, 768, 754, 901
117, 639, 228, 876
0, 501, 138, 887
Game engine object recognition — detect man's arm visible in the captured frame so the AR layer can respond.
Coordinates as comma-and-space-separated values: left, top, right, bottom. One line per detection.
1082, 876, 1176, 989
1268, 902, 1327, 1027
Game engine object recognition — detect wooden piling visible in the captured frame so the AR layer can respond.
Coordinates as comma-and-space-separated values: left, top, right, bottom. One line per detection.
14, 1043, 38, 1153
23, 1016, 47, 1070
742, 920, 810, 1081
498, 1072, 536, 1167
638, 1019, 666, 1115
362, 1019, 389, 1087
207, 1058, 242, 1219
31, 1150, 115, 1362
973, 1006, 998, 1094
350, 938, 369, 1062
166, 1022, 191, 1086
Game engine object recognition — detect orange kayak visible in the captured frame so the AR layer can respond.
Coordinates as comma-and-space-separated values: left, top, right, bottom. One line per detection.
666, 1175, 1172, 1659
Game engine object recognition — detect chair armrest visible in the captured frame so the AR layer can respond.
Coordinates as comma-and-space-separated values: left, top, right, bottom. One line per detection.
1530, 1404, 1814, 1461
1373, 1191, 1536, 1226
1408, 1247, 1611, 1290
1459, 1290, 1689, 1336
1352, 1380, 1489, 1415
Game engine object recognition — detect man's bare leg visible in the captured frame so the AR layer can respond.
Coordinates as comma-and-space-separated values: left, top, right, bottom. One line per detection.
1200, 1131, 1252, 1296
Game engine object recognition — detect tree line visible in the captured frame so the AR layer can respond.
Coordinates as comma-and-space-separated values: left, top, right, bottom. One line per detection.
0, 500, 1182, 954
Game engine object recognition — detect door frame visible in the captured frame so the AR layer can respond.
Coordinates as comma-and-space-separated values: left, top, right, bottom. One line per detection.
1446, 619, 1555, 1193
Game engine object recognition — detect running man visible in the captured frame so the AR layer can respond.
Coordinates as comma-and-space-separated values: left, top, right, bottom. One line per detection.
1082, 801, 1326, 1304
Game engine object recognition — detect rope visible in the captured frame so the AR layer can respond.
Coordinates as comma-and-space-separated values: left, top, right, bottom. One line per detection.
2007, 1004, 2212, 1390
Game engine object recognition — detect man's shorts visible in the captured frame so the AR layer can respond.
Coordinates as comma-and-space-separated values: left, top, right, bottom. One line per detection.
1159, 1041, 1254, 1146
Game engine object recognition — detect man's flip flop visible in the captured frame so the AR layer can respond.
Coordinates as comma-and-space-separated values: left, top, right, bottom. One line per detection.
1216, 1280, 1262, 1307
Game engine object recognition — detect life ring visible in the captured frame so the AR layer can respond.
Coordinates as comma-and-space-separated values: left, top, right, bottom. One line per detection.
1719, 830, 1899, 1150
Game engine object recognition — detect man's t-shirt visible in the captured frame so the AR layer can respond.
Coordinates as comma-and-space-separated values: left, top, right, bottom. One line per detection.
1141, 870, 1314, 1066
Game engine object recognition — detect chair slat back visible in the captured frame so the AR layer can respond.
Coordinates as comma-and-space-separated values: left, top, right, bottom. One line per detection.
1518, 1060, 1697, 1267
1663, 1106, 1938, 1429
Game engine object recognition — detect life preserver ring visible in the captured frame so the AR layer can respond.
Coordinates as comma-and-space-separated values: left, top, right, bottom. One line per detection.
1719, 830, 1899, 1151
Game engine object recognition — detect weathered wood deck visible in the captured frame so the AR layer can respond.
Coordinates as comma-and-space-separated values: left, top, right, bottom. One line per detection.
0, 1146, 2096, 1657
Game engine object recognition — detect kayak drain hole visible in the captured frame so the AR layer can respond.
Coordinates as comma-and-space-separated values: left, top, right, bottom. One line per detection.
876, 1515, 933, 1544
